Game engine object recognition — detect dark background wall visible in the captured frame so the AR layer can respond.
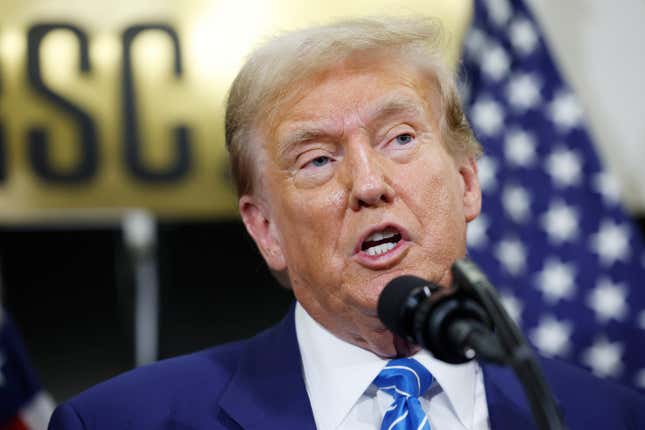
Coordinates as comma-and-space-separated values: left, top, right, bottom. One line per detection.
0, 220, 294, 402
1, 217, 645, 402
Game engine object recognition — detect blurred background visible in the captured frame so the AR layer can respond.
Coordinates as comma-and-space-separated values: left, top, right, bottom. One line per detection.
1, 0, 644, 426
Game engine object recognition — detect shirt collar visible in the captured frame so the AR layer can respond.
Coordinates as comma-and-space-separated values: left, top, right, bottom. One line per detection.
295, 302, 478, 429
414, 348, 478, 428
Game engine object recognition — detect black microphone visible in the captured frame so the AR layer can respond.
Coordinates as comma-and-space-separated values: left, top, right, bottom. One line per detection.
377, 275, 503, 364
378, 266, 567, 430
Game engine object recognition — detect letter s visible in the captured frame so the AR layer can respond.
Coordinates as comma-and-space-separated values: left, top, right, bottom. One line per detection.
27, 23, 98, 184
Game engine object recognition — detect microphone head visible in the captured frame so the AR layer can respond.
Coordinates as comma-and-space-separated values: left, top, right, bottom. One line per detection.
377, 275, 437, 340
379, 272, 492, 364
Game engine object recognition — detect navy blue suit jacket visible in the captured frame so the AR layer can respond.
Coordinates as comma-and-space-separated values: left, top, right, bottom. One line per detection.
49, 306, 645, 429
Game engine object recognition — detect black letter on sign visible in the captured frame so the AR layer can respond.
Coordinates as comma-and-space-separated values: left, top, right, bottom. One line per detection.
122, 24, 190, 183
27, 23, 98, 183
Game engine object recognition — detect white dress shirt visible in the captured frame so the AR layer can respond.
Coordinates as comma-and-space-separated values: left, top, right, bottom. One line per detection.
295, 303, 491, 430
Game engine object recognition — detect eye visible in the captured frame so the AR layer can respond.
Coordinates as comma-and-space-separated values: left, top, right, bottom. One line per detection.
309, 156, 331, 168
394, 133, 414, 145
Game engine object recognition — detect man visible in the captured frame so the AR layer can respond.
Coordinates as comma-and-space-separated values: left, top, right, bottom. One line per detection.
49, 17, 645, 430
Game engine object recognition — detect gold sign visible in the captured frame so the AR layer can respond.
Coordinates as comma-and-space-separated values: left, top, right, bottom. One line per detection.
0, 0, 470, 222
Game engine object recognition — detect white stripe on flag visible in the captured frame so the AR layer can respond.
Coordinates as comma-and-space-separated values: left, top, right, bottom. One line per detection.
19, 391, 56, 430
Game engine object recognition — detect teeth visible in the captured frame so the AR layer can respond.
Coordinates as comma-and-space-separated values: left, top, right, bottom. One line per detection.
366, 242, 396, 256
366, 230, 397, 242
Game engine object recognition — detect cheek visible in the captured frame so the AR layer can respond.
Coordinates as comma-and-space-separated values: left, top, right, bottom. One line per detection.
283, 187, 343, 230
402, 158, 453, 211
276, 185, 348, 266
403, 158, 467, 251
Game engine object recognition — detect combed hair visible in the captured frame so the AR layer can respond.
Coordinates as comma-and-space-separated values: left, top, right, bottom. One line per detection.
225, 16, 482, 196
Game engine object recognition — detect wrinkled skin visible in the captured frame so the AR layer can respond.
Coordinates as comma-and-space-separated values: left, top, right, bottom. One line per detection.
240, 56, 481, 358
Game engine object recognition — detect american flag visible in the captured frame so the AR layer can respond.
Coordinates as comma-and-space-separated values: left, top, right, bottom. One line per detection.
0, 308, 54, 430
460, 0, 645, 392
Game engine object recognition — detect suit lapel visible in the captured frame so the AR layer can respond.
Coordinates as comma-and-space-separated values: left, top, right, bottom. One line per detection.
480, 363, 538, 429
219, 305, 316, 430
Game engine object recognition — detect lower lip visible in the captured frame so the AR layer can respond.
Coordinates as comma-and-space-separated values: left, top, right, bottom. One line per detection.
354, 240, 409, 269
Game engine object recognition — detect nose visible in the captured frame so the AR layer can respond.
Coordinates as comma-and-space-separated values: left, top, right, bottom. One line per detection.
346, 141, 395, 211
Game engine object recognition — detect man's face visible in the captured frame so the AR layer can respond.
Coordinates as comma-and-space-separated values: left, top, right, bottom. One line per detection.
240, 58, 481, 357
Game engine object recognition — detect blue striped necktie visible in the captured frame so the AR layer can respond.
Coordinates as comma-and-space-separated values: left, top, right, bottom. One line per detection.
373, 357, 433, 430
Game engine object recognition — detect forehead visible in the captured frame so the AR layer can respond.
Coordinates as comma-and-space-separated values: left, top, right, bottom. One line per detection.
265, 58, 441, 140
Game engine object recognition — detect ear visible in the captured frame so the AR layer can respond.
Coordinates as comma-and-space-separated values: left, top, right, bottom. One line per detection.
459, 157, 482, 223
239, 194, 287, 271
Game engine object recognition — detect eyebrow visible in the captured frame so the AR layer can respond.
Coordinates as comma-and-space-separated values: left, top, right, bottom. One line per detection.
284, 128, 334, 147
369, 97, 426, 123
276, 125, 340, 162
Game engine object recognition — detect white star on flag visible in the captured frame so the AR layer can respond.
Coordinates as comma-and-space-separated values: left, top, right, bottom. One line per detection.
582, 337, 624, 378
500, 292, 523, 323
471, 97, 504, 136
506, 73, 542, 111
505, 128, 537, 167
548, 90, 584, 131
495, 237, 527, 275
592, 171, 622, 206
477, 155, 498, 192
545, 147, 583, 188
636, 369, 645, 390
502, 184, 531, 223
638, 310, 645, 330
509, 16, 539, 55
484, 0, 511, 26
586, 278, 628, 322
540, 200, 579, 244
535, 258, 577, 304
465, 28, 487, 60
530, 315, 573, 358
467, 214, 490, 249
482, 44, 511, 81
590, 219, 631, 267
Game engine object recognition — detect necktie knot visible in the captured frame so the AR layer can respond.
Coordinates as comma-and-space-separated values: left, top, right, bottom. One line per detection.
372, 358, 433, 430
373, 357, 434, 398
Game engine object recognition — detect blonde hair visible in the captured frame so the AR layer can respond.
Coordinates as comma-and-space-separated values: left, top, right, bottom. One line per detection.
225, 16, 481, 196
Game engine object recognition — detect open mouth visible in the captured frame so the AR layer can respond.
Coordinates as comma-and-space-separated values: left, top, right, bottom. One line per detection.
360, 227, 403, 257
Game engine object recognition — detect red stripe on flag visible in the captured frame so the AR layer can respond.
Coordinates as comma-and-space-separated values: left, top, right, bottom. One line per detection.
0, 416, 29, 430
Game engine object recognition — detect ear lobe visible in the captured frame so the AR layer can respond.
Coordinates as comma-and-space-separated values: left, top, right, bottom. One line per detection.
459, 158, 482, 223
239, 195, 287, 271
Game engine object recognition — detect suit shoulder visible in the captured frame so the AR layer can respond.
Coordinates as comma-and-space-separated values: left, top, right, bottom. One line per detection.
483, 355, 645, 429
540, 355, 641, 399
539, 356, 645, 427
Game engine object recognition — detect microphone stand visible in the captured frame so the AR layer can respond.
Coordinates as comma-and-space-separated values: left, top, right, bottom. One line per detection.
451, 258, 566, 430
